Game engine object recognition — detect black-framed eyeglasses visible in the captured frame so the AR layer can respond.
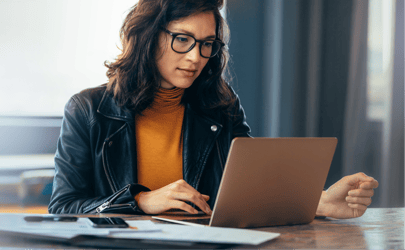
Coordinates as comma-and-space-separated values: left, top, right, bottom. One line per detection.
162, 28, 225, 58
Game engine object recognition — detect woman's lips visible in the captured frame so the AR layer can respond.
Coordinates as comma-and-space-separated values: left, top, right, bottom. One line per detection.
178, 68, 197, 77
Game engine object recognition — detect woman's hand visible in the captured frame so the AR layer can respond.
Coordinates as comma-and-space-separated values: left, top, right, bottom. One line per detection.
316, 172, 379, 219
135, 179, 212, 215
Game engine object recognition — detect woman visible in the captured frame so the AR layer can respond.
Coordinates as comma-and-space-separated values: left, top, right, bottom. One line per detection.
49, 0, 378, 219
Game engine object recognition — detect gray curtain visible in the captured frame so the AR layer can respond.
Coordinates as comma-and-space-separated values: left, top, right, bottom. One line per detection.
342, 0, 404, 208
380, 0, 404, 207
227, 0, 403, 207
342, 1, 371, 183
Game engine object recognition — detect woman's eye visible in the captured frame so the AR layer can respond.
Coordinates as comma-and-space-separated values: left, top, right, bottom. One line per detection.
203, 41, 213, 48
175, 36, 189, 43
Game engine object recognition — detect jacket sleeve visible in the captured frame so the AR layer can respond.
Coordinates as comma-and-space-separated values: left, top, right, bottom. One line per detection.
48, 96, 149, 214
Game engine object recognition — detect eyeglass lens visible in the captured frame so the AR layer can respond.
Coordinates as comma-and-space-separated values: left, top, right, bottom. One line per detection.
172, 34, 221, 58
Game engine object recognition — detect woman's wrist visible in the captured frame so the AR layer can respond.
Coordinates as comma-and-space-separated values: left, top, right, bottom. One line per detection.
315, 191, 328, 217
134, 191, 145, 203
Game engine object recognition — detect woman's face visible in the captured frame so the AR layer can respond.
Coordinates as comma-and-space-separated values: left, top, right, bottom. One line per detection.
156, 11, 216, 89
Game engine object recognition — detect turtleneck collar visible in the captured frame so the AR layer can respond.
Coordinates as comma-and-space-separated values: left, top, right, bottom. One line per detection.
149, 87, 185, 113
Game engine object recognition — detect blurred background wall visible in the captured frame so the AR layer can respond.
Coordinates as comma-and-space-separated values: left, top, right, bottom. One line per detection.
226, 0, 403, 207
0, 0, 403, 209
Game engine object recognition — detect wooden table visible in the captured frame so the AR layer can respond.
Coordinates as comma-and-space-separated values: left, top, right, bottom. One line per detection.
0, 207, 403, 249
247, 207, 404, 249
0, 205, 49, 214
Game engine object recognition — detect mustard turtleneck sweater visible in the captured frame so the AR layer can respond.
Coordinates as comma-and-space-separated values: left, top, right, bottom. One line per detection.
135, 87, 185, 191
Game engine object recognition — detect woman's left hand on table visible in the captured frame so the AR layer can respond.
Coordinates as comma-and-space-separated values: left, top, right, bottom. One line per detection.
316, 172, 379, 219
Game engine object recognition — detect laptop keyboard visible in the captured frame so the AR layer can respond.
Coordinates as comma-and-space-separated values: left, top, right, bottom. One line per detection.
183, 218, 211, 225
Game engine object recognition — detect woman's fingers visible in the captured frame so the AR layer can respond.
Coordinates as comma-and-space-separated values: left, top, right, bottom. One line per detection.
347, 203, 367, 217
347, 203, 367, 210
136, 180, 212, 215
168, 180, 211, 214
346, 196, 372, 206
202, 194, 210, 201
171, 180, 208, 198
348, 188, 374, 197
169, 191, 212, 214
345, 172, 374, 186
359, 180, 379, 189
169, 200, 199, 214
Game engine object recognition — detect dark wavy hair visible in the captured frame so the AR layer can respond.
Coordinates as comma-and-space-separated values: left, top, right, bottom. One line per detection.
105, 0, 235, 116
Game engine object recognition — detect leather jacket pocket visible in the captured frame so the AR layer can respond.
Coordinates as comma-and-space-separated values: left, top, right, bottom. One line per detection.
83, 184, 132, 214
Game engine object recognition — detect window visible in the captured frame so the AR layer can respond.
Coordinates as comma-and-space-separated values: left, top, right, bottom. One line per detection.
366, 0, 396, 121
0, 0, 137, 117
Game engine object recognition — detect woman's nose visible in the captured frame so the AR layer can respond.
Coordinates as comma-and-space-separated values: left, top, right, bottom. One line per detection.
185, 44, 202, 62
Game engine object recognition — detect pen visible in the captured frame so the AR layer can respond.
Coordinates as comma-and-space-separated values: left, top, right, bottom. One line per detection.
24, 216, 78, 222
107, 228, 162, 234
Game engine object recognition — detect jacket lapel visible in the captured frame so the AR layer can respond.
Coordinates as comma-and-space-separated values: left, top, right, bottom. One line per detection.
97, 90, 136, 192
182, 104, 223, 189
97, 90, 134, 122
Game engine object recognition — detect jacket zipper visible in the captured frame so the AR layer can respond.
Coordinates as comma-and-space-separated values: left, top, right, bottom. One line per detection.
95, 184, 131, 213
102, 140, 116, 193
96, 123, 131, 214
216, 140, 224, 171
101, 123, 128, 193
194, 138, 223, 192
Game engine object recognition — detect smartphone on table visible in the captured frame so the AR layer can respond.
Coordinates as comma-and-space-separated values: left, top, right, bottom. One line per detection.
87, 217, 129, 228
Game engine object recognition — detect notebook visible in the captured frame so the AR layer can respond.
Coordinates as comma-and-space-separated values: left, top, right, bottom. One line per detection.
153, 137, 337, 228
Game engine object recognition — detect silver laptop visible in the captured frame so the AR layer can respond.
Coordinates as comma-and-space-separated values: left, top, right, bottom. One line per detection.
153, 137, 337, 228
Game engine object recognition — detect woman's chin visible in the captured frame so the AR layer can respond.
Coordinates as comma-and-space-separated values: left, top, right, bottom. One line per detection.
172, 80, 195, 89
160, 78, 195, 89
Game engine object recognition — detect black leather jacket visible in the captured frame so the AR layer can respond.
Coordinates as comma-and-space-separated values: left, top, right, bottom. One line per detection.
48, 85, 251, 214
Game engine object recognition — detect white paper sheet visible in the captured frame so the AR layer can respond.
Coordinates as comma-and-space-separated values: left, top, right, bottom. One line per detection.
0, 214, 279, 245
120, 220, 280, 245
0, 214, 161, 239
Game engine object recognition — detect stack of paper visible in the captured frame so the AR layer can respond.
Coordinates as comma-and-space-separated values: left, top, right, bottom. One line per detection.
0, 214, 161, 239
0, 214, 280, 246
114, 220, 280, 245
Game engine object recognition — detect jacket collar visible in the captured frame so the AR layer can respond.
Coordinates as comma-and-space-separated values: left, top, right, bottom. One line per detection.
97, 88, 225, 126
97, 89, 135, 122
